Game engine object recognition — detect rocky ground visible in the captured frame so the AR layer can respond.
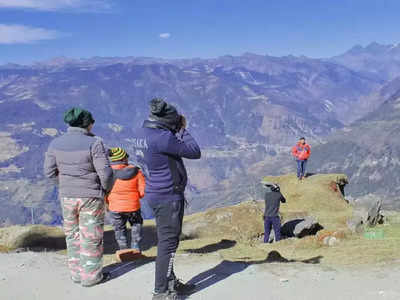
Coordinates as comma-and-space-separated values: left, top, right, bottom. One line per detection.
1, 173, 400, 299
1, 251, 400, 300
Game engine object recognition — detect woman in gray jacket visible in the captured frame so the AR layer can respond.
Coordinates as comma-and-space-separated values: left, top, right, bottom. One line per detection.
44, 107, 113, 287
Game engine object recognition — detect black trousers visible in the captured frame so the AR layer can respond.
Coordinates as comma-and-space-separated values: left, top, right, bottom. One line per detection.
264, 216, 282, 243
148, 197, 184, 293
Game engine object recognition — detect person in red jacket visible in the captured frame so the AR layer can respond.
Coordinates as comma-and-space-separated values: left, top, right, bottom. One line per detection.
106, 147, 146, 252
291, 137, 311, 180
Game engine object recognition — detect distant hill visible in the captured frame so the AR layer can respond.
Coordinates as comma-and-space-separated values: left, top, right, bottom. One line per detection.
310, 85, 400, 209
330, 42, 400, 81
0, 45, 400, 225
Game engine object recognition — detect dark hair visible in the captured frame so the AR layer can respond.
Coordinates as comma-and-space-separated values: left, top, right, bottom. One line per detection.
299, 137, 305, 140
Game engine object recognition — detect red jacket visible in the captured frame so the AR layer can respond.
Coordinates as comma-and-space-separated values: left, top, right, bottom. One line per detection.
292, 142, 311, 160
106, 164, 145, 212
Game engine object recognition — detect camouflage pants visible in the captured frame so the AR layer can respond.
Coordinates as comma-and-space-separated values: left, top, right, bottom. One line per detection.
62, 197, 105, 286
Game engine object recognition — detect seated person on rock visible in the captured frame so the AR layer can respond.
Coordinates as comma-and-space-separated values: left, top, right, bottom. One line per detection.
262, 182, 286, 243
106, 147, 146, 252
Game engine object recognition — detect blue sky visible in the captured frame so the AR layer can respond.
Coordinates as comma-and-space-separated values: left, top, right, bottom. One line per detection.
0, 0, 399, 64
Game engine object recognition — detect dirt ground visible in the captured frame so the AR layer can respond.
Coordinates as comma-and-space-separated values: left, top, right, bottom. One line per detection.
1, 251, 400, 300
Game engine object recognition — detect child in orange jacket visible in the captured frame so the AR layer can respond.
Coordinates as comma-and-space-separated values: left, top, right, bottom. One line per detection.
106, 147, 146, 251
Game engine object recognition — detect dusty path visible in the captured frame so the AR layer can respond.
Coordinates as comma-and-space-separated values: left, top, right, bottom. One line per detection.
1, 252, 399, 300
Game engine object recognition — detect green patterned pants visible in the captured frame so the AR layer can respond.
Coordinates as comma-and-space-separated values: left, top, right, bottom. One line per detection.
62, 197, 105, 286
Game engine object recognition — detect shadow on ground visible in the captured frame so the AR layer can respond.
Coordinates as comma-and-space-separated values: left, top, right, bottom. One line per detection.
7, 232, 67, 252
304, 172, 317, 178
184, 239, 237, 254
183, 250, 323, 298
104, 225, 158, 255
1, 224, 157, 254
103, 256, 156, 281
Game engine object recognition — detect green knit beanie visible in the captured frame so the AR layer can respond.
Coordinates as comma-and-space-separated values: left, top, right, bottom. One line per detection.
63, 107, 95, 128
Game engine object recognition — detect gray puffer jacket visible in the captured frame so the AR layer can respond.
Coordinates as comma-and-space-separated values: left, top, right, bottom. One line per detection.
44, 127, 113, 198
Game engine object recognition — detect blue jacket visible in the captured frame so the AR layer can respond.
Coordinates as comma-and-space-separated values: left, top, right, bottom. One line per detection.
131, 120, 201, 201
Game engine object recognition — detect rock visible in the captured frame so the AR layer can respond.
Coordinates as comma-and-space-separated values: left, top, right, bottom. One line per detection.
347, 216, 364, 233
322, 236, 339, 246
353, 199, 385, 226
293, 217, 323, 238
328, 236, 338, 246
366, 200, 383, 226
349, 199, 384, 232
281, 216, 323, 238
353, 207, 369, 222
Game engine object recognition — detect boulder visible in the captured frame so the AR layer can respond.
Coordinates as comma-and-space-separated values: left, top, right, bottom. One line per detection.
294, 217, 323, 237
347, 199, 384, 232
366, 199, 383, 226
347, 216, 364, 233
281, 216, 323, 238
323, 236, 339, 247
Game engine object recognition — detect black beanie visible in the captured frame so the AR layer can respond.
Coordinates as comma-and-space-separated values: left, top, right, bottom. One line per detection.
149, 98, 180, 130
64, 107, 95, 128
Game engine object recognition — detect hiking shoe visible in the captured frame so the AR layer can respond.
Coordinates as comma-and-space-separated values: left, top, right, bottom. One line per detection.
152, 291, 178, 300
82, 272, 112, 287
173, 279, 196, 295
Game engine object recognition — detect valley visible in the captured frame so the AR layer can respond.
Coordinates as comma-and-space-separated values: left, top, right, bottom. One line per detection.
1, 42, 400, 224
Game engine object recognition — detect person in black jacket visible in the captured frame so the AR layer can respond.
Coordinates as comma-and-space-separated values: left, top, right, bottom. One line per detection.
262, 182, 286, 243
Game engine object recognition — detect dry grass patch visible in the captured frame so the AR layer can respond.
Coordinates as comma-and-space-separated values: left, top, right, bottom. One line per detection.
0, 225, 65, 250
1, 173, 399, 268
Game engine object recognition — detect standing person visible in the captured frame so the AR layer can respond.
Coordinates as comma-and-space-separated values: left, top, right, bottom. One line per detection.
132, 98, 201, 300
262, 182, 286, 243
106, 147, 145, 253
291, 137, 311, 180
44, 107, 113, 287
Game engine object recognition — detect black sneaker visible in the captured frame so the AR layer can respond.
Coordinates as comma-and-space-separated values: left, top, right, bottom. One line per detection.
173, 279, 196, 295
152, 291, 178, 300
82, 272, 112, 287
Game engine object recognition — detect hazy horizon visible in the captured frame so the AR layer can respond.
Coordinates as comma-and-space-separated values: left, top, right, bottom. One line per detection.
1, 1, 400, 64
1, 41, 399, 66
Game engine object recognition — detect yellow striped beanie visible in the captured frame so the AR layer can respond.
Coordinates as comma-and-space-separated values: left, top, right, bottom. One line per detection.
109, 147, 128, 162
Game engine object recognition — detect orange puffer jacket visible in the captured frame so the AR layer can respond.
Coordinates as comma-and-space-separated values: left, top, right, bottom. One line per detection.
106, 163, 146, 212
291, 142, 311, 161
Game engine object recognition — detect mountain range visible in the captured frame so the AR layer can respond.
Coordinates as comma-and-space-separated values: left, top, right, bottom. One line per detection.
1, 42, 400, 225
